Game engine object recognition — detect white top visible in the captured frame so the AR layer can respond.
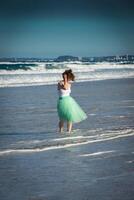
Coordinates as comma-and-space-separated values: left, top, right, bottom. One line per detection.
59, 87, 71, 97
58, 82, 71, 97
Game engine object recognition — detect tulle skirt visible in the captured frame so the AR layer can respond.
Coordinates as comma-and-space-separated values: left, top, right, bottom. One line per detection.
57, 96, 87, 123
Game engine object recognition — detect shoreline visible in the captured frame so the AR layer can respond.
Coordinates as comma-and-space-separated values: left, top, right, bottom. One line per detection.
0, 77, 134, 90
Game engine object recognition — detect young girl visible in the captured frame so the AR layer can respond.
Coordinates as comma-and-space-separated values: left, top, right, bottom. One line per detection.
57, 69, 87, 133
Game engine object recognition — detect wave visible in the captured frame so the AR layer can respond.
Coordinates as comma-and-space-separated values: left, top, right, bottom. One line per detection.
0, 63, 37, 71
0, 62, 134, 87
0, 62, 134, 73
0, 128, 133, 156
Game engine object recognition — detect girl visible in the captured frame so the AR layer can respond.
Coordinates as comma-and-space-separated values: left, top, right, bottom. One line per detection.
57, 69, 87, 133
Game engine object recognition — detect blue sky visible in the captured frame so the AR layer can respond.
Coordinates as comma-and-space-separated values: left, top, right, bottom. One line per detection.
0, 0, 134, 58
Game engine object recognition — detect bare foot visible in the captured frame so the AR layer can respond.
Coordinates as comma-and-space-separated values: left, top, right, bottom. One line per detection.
67, 130, 72, 134
59, 129, 64, 133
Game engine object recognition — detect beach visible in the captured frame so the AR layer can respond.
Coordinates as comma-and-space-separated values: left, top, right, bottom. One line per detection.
0, 78, 134, 200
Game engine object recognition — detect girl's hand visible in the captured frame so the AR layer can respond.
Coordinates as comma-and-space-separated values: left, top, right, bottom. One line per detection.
57, 81, 63, 90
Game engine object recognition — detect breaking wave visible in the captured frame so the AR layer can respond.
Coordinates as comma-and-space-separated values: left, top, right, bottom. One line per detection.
0, 61, 134, 87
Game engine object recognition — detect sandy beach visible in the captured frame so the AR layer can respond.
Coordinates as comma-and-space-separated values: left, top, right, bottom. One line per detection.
0, 78, 134, 200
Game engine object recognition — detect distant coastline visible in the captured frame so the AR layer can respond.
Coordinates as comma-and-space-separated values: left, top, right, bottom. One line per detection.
0, 54, 134, 64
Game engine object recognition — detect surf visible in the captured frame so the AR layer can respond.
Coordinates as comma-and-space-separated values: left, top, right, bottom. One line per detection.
0, 128, 133, 156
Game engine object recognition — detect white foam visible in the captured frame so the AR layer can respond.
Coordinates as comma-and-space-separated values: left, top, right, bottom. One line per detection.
89, 113, 97, 116
0, 62, 134, 87
126, 160, 134, 163
78, 150, 115, 157
0, 129, 133, 156
52, 135, 97, 142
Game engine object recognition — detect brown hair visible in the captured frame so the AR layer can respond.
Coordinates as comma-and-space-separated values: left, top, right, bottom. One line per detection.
62, 69, 75, 81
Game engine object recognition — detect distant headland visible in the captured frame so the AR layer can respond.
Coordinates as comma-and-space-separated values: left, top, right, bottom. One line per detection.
0, 55, 134, 63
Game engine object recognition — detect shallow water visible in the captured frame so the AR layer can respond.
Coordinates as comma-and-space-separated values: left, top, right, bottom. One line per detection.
0, 78, 134, 200
0, 78, 134, 152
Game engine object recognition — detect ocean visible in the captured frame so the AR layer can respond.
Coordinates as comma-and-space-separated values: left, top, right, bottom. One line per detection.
0, 61, 134, 87
0, 61, 134, 200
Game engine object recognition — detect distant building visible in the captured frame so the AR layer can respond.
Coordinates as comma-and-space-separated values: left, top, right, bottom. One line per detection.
55, 55, 79, 62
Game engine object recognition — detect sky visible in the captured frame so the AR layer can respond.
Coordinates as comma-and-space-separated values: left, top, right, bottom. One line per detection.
0, 0, 134, 58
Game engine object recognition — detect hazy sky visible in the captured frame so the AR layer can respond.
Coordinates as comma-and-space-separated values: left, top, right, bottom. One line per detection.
0, 0, 134, 57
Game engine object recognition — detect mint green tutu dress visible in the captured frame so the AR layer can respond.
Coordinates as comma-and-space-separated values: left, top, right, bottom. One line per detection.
57, 84, 87, 123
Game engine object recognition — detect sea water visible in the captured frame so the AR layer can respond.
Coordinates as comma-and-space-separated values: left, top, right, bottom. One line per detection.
0, 62, 134, 200
0, 78, 134, 155
0, 61, 134, 87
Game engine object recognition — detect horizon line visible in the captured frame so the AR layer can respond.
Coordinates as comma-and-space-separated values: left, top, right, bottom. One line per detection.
0, 54, 134, 59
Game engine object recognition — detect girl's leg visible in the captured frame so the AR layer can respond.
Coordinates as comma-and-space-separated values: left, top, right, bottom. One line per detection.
67, 121, 72, 133
59, 120, 64, 132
